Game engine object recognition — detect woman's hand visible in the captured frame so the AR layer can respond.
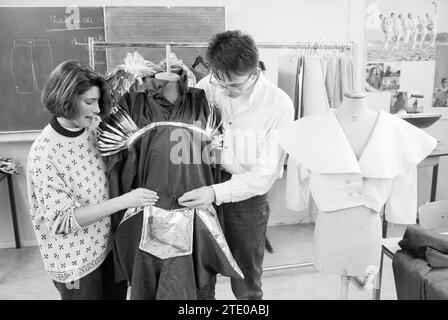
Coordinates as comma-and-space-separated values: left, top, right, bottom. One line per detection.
122, 188, 159, 208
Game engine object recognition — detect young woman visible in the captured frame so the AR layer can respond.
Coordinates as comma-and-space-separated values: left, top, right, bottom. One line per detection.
27, 60, 158, 300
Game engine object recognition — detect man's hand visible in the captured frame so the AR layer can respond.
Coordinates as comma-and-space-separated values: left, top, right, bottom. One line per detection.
178, 186, 216, 209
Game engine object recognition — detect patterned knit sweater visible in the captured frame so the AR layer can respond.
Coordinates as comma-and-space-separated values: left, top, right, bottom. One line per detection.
27, 118, 112, 283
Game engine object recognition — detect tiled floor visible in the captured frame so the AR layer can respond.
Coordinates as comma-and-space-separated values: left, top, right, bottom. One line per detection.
0, 223, 405, 300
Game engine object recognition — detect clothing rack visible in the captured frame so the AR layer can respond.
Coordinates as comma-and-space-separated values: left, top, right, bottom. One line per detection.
79, 38, 358, 77
77, 37, 359, 273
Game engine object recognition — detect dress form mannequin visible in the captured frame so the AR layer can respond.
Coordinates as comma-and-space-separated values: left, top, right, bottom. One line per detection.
315, 91, 382, 299
160, 80, 180, 104
278, 88, 437, 300
334, 92, 379, 159
155, 45, 181, 103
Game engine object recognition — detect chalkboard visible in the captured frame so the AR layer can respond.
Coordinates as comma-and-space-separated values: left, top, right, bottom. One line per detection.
105, 7, 225, 74
0, 7, 106, 132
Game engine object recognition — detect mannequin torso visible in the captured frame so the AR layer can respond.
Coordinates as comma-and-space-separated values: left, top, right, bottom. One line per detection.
333, 92, 379, 160
314, 92, 382, 278
161, 80, 181, 104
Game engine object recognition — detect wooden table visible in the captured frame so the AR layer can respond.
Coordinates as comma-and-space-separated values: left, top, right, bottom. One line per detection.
0, 172, 21, 248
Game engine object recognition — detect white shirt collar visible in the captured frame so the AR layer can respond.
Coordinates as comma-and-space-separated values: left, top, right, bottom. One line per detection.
279, 109, 437, 178
226, 72, 267, 117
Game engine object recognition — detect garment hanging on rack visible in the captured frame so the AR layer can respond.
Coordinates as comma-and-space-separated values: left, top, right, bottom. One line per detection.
339, 54, 354, 103
100, 67, 242, 299
325, 56, 336, 108
302, 55, 329, 116
191, 55, 209, 82
295, 56, 304, 120
278, 49, 353, 119
277, 55, 300, 105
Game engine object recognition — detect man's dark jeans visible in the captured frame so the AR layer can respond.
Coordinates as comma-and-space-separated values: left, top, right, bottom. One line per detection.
198, 192, 270, 300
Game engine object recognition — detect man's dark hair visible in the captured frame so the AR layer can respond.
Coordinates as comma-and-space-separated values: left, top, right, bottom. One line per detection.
41, 60, 111, 120
206, 30, 259, 79
442, 77, 447, 83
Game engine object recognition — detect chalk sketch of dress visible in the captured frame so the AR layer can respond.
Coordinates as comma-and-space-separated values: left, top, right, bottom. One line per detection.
10, 39, 53, 94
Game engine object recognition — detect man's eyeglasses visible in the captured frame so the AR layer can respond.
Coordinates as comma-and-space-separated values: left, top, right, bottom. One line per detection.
209, 68, 261, 95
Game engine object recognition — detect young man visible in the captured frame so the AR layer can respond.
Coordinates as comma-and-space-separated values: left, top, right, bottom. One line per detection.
178, 30, 294, 299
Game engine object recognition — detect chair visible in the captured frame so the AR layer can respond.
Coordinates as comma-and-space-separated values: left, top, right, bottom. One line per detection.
418, 200, 448, 231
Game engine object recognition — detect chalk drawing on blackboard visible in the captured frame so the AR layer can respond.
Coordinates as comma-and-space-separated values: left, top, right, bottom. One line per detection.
10, 39, 54, 94
46, 6, 104, 32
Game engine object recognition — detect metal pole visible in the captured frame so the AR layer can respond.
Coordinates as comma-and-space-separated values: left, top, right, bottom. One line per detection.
340, 275, 350, 300
88, 37, 95, 70
263, 262, 314, 272
6, 174, 21, 249
76, 40, 354, 50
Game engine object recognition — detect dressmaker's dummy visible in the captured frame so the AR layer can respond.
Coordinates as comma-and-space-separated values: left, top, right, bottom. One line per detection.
314, 92, 382, 298
99, 53, 243, 300
278, 90, 437, 299
155, 66, 181, 102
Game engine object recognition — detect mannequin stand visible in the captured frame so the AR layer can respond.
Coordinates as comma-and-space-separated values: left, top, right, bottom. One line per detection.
340, 275, 350, 300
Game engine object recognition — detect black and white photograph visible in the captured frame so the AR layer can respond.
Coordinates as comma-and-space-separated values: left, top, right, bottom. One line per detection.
432, 45, 448, 109
365, 0, 448, 62
0, 0, 447, 308
380, 62, 401, 91
390, 91, 408, 114
365, 63, 384, 92
408, 92, 426, 113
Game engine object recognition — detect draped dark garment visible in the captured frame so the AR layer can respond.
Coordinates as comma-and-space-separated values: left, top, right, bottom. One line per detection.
102, 79, 237, 299
393, 226, 448, 300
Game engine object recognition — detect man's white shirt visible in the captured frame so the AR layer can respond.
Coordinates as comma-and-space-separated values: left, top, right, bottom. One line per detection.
196, 73, 294, 204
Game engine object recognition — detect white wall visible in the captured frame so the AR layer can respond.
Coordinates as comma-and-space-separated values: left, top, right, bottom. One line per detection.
0, 0, 446, 247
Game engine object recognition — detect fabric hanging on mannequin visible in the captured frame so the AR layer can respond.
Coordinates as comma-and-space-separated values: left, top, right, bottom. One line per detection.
100, 56, 243, 299
302, 55, 329, 116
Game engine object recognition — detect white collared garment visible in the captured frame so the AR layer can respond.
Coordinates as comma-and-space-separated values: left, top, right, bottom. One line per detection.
279, 109, 437, 224
196, 73, 294, 204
